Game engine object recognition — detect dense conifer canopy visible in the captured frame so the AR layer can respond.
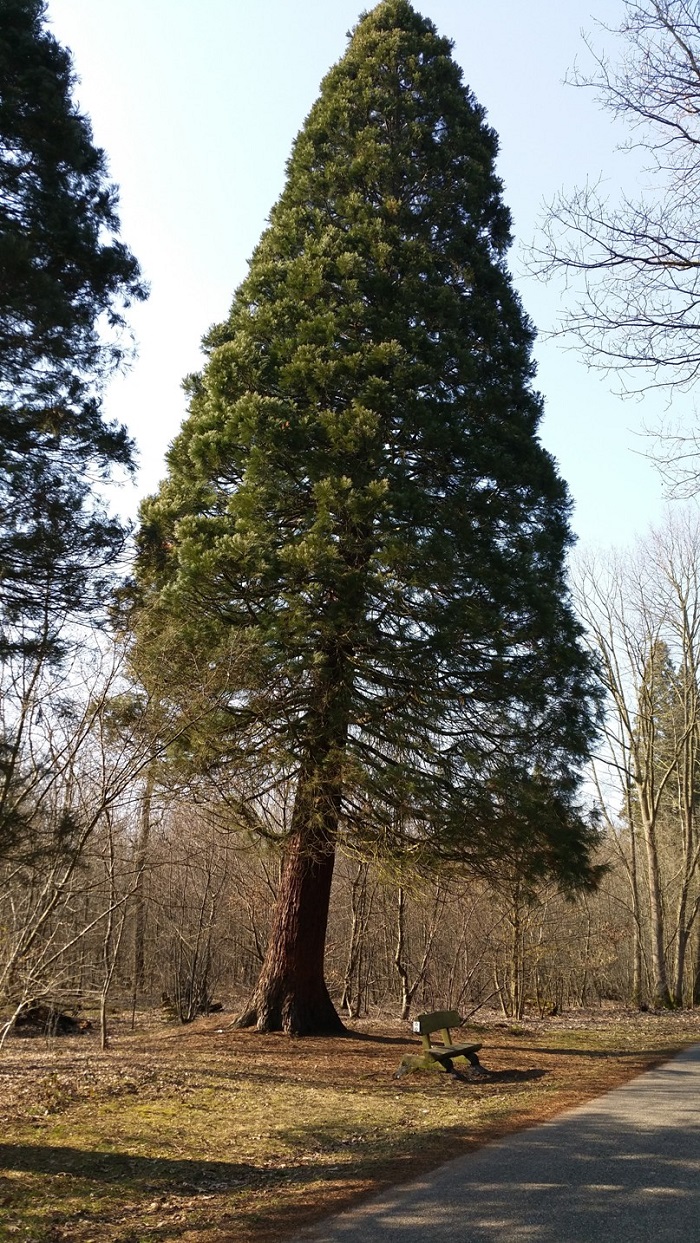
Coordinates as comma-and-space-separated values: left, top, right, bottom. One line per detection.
136, 0, 600, 885
0, 0, 146, 653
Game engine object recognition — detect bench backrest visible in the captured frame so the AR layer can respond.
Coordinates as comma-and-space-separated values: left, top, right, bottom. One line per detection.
412, 1010, 461, 1037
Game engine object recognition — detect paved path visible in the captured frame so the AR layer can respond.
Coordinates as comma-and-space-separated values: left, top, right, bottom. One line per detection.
293, 1044, 700, 1242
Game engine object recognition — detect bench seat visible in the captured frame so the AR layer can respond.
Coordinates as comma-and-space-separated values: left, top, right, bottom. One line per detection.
396, 1010, 484, 1077
426, 1041, 482, 1065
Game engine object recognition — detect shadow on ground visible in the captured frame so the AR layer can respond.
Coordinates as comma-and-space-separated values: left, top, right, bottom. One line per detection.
504, 1044, 677, 1060
459, 1067, 547, 1084
290, 1047, 700, 1242
343, 1032, 411, 1046
0, 1143, 254, 1191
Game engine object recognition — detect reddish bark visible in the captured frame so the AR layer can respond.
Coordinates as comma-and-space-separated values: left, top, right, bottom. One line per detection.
236, 816, 345, 1035
236, 691, 350, 1036
235, 638, 355, 1035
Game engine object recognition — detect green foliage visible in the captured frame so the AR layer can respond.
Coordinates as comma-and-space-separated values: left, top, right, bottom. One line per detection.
0, 0, 146, 656
134, 0, 600, 885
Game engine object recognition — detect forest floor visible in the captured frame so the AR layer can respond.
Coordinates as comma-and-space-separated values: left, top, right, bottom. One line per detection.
1, 1004, 700, 1243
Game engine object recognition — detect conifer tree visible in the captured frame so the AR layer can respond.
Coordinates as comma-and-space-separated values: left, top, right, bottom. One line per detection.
134, 1, 601, 1034
0, 0, 146, 656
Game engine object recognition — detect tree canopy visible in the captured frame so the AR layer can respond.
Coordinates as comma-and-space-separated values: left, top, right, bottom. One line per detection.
133, 0, 601, 1033
0, 0, 146, 655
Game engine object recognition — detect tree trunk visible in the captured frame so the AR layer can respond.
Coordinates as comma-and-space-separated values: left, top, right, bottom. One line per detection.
235, 820, 343, 1034
394, 885, 409, 1020
341, 862, 371, 1018
640, 809, 673, 1008
235, 644, 354, 1035
235, 715, 348, 1035
132, 763, 155, 1017
626, 790, 645, 1007
673, 923, 689, 1008
509, 887, 524, 1020
693, 923, 700, 1006
494, 965, 509, 1017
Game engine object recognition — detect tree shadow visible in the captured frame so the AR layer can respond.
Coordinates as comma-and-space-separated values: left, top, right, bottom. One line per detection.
458, 1066, 548, 1084
343, 1031, 413, 1048
0, 1143, 255, 1192
505, 1045, 677, 1060
296, 1047, 700, 1240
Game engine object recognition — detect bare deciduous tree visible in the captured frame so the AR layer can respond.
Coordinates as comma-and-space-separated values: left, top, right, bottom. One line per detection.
576, 513, 700, 1006
533, 2, 700, 490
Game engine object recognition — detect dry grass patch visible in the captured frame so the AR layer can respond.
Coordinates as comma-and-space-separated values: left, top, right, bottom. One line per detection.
0, 1007, 699, 1242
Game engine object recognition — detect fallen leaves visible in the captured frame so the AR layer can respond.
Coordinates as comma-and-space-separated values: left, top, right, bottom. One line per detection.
0, 1005, 698, 1243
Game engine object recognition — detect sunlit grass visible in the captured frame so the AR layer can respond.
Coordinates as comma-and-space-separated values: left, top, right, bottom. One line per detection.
0, 1010, 698, 1242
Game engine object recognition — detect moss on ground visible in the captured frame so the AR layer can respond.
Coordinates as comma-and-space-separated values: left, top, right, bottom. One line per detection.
0, 1008, 698, 1242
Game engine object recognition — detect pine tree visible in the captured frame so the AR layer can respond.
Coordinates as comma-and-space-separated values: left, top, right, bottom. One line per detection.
0, 0, 146, 656
134, 0, 601, 1034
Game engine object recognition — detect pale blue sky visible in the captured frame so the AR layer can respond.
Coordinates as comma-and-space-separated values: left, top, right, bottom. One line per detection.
44, 0, 677, 547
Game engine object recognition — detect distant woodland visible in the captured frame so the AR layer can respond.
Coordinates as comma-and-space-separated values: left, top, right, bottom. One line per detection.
4, 0, 700, 1044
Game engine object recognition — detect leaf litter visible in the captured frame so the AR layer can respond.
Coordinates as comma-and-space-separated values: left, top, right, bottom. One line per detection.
0, 1005, 698, 1242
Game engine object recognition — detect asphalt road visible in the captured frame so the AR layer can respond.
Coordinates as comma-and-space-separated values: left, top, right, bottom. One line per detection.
293, 1044, 700, 1242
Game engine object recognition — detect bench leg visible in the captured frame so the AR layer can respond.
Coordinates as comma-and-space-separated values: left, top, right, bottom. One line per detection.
436, 1051, 481, 1070
434, 1051, 482, 1074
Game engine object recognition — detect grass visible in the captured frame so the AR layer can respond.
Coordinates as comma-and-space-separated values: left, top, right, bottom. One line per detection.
1, 1006, 699, 1242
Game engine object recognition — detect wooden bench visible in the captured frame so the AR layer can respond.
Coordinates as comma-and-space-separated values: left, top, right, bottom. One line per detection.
396, 1010, 482, 1078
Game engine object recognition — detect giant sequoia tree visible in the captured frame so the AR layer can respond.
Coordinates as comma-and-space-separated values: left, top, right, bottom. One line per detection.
134, 1, 601, 1035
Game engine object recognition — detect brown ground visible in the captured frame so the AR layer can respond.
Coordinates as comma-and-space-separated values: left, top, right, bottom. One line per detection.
1, 1005, 699, 1243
